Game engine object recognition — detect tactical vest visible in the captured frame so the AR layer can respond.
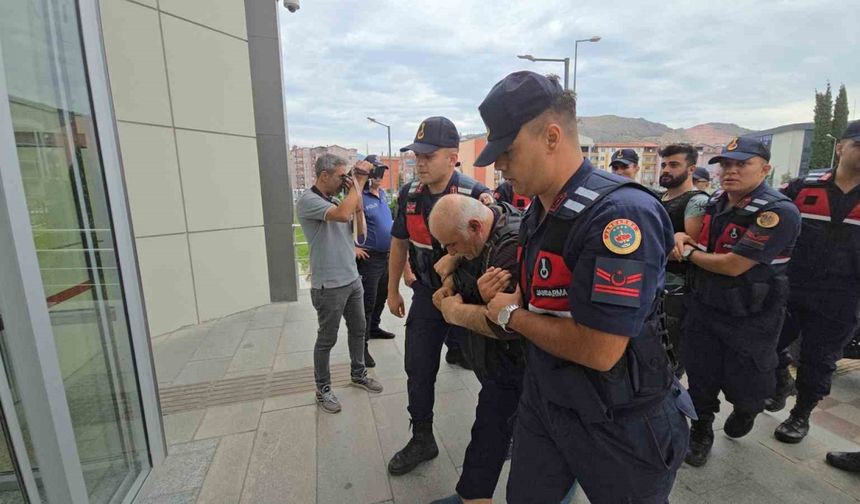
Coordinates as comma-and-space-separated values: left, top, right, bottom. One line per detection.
452, 203, 526, 377
691, 186, 792, 317
518, 170, 672, 423
787, 170, 860, 291
404, 172, 481, 290
662, 190, 707, 276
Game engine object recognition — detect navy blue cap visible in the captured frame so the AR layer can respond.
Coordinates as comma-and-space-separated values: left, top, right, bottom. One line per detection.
610, 149, 639, 166
692, 166, 711, 182
400, 116, 460, 154
841, 120, 860, 141
708, 136, 771, 164
474, 71, 564, 167
363, 154, 386, 168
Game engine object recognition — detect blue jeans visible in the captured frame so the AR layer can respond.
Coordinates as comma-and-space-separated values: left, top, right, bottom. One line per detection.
310, 278, 367, 389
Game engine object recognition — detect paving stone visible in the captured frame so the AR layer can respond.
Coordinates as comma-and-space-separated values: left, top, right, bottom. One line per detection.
153, 327, 208, 384
273, 350, 348, 372
168, 438, 219, 455
675, 454, 745, 495
811, 410, 860, 441
700, 477, 779, 504
433, 389, 479, 468
262, 391, 316, 412
172, 358, 231, 386
317, 387, 391, 504
370, 392, 459, 504
191, 323, 247, 361
248, 308, 286, 330
138, 444, 215, 498
825, 402, 860, 426
197, 431, 255, 504
803, 456, 860, 500
241, 406, 316, 503
195, 401, 263, 440
279, 320, 319, 353
376, 376, 407, 397
136, 489, 199, 504
163, 410, 205, 445
227, 327, 280, 373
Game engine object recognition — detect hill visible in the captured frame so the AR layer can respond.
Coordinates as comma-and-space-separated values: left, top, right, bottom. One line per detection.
578, 115, 751, 145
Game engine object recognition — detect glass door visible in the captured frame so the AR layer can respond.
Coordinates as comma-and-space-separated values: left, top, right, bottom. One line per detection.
0, 0, 163, 502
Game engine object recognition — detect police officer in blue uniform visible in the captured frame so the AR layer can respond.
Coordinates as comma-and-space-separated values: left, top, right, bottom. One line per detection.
676, 137, 801, 467
477, 71, 692, 503
355, 155, 396, 368
386, 117, 493, 476
764, 120, 860, 444
493, 179, 531, 210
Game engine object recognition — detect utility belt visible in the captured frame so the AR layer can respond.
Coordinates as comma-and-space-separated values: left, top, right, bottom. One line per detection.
529, 294, 672, 423
690, 268, 789, 317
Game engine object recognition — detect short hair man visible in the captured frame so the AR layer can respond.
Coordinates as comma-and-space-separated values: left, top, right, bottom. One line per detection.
426, 194, 526, 504
296, 154, 383, 414
386, 117, 494, 476
692, 166, 712, 192
766, 120, 860, 451
658, 143, 709, 376
676, 137, 801, 466
609, 148, 640, 180
355, 155, 396, 369
475, 71, 692, 502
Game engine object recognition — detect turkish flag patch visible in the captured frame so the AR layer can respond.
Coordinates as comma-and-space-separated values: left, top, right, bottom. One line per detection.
591, 256, 644, 308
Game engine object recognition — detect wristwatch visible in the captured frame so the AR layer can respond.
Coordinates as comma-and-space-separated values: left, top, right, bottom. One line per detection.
497, 304, 520, 333
683, 246, 697, 261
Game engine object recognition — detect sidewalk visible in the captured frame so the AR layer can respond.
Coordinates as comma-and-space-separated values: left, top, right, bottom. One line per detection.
139, 290, 860, 503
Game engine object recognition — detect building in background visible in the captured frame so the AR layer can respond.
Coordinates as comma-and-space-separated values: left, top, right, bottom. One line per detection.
745, 123, 815, 183
289, 145, 358, 191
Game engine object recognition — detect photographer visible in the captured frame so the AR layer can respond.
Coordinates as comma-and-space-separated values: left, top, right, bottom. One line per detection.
297, 153, 383, 414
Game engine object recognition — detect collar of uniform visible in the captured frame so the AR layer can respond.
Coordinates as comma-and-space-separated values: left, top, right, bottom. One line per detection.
546, 158, 595, 219
714, 180, 769, 215
419, 170, 461, 196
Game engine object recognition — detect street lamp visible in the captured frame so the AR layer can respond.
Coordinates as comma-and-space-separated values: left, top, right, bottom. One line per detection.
826, 133, 838, 169
517, 36, 600, 93
573, 36, 601, 95
517, 54, 570, 90
367, 117, 393, 188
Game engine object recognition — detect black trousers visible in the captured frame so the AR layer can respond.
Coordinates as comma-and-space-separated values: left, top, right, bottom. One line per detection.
404, 283, 468, 422
683, 298, 785, 415
506, 374, 688, 503
775, 293, 860, 403
456, 353, 524, 499
356, 250, 389, 338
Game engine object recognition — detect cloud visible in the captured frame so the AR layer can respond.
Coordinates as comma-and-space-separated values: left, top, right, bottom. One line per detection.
278, 0, 859, 153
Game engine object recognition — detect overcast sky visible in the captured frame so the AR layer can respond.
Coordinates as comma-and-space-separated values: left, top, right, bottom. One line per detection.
278, 0, 859, 155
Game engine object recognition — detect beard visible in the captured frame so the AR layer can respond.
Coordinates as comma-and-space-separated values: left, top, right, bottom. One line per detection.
660, 171, 688, 189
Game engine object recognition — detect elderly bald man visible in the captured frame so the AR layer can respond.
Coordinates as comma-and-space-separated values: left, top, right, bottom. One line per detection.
426, 194, 526, 504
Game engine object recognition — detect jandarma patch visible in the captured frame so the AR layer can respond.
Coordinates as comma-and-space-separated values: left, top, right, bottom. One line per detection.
602, 219, 641, 255
756, 211, 780, 229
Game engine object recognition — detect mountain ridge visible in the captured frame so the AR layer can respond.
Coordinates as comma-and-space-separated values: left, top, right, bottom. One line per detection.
577, 115, 752, 145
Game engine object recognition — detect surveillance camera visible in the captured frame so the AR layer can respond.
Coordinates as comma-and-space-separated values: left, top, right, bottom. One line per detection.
282, 0, 300, 12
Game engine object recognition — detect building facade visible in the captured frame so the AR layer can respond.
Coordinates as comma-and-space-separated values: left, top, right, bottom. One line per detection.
0, 0, 297, 502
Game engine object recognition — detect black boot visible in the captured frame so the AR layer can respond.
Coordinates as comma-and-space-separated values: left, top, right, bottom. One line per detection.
764, 368, 796, 412
388, 420, 439, 476
685, 415, 714, 467
826, 451, 860, 472
774, 399, 817, 444
724, 408, 757, 438
364, 342, 376, 368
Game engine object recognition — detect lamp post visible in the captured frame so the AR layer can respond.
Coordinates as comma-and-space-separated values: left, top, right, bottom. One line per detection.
518, 36, 600, 93
367, 117, 393, 188
573, 36, 601, 95
826, 133, 838, 169
517, 54, 569, 90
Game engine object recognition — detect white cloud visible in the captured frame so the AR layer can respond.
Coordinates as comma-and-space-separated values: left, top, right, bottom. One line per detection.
278, 0, 858, 152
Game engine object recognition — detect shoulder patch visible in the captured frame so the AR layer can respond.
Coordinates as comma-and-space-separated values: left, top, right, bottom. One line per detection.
592, 256, 643, 308
756, 211, 780, 229
602, 219, 642, 255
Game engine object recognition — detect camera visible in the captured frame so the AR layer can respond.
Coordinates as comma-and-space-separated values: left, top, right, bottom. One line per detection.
282, 0, 300, 13
371, 164, 388, 179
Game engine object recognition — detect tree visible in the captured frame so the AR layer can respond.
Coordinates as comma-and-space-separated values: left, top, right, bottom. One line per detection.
809, 82, 834, 170
832, 84, 850, 140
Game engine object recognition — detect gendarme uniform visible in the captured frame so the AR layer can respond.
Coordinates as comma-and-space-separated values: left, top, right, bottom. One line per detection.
474, 71, 693, 504
683, 137, 801, 466
387, 116, 491, 476
767, 119, 860, 444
